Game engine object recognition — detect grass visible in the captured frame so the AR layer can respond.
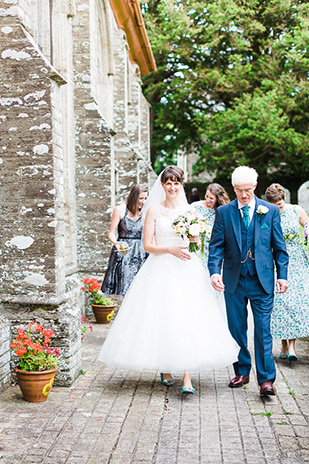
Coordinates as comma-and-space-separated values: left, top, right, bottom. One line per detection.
283, 379, 297, 396
250, 412, 272, 417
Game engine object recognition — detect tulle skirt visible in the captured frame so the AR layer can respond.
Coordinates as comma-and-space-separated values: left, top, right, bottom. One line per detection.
98, 253, 239, 372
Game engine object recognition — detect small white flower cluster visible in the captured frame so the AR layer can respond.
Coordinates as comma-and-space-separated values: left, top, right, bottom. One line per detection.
256, 205, 269, 215
172, 209, 208, 254
172, 209, 207, 240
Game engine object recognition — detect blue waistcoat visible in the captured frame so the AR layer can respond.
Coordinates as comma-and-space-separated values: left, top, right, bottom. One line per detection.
240, 214, 256, 276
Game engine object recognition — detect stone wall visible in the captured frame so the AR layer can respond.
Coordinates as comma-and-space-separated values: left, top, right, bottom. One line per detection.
0, 0, 155, 392
0, 315, 10, 390
73, 0, 115, 274
0, 2, 81, 386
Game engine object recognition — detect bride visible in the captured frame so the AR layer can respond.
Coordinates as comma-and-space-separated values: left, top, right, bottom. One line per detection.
98, 166, 239, 394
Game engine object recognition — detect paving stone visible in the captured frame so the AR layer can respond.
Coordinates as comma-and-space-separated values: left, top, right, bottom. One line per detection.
0, 329, 308, 463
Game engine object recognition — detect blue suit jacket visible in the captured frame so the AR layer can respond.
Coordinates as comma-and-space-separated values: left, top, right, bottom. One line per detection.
208, 197, 289, 294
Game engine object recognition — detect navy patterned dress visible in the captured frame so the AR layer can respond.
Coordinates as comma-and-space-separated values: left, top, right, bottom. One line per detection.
271, 205, 309, 339
101, 208, 148, 296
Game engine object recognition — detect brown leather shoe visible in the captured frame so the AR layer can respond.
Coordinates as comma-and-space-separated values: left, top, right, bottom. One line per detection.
229, 375, 249, 388
260, 381, 275, 397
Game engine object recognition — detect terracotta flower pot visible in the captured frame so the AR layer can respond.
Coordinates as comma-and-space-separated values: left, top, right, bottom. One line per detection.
91, 304, 116, 324
15, 367, 58, 403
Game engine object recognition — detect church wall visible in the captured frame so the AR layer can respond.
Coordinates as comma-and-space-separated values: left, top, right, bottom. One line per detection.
0, 0, 155, 392
73, 0, 115, 274
0, 1, 82, 388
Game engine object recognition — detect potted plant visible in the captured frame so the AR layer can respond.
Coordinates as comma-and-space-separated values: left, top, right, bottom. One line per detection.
11, 322, 60, 403
82, 278, 117, 324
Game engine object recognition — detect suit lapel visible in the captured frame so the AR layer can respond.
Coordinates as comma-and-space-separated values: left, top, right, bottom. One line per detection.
230, 199, 242, 251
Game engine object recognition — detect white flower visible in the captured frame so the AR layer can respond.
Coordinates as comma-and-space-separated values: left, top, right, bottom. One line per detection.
205, 225, 212, 240
256, 205, 269, 215
189, 223, 200, 237
186, 213, 196, 222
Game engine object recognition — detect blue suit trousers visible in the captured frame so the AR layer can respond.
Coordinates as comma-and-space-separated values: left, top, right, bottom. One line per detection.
224, 273, 276, 385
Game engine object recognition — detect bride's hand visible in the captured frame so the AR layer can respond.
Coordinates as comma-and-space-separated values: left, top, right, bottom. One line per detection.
169, 247, 191, 261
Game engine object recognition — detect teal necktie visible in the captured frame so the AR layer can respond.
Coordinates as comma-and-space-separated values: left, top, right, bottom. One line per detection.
242, 206, 250, 229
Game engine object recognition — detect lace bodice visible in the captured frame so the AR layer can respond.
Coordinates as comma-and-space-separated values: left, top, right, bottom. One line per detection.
154, 205, 189, 247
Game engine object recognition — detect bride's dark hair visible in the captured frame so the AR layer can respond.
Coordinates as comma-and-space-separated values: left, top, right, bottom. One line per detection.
161, 166, 184, 184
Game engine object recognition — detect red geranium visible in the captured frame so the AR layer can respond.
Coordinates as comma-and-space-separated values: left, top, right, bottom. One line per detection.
11, 323, 60, 372
81, 277, 115, 306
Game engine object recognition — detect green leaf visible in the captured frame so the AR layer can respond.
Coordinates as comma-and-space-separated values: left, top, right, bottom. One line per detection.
141, 0, 309, 192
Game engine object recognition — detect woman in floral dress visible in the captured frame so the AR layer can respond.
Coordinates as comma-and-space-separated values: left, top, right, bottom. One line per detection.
266, 183, 309, 363
101, 184, 148, 297
192, 183, 230, 271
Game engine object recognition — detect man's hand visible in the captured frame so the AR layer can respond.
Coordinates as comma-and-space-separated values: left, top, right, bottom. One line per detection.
211, 274, 225, 292
276, 279, 288, 293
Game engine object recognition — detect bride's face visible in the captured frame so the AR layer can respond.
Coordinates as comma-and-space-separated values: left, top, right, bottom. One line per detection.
161, 179, 182, 199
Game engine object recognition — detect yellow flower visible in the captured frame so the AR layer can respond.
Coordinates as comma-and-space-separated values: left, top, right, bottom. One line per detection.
199, 220, 206, 233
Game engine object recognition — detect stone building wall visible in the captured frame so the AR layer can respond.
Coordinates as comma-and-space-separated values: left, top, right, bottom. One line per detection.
73, 0, 115, 274
0, 0, 155, 392
0, 0, 81, 387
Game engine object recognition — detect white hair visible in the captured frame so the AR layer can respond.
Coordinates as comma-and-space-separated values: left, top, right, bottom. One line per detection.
231, 166, 258, 186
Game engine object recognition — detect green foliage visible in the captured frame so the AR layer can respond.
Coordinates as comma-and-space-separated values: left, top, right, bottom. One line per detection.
19, 352, 59, 372
142, 0, 309, 186
11, 323, 60, 372
250, 412, 272, 417
91, 294, 115, 306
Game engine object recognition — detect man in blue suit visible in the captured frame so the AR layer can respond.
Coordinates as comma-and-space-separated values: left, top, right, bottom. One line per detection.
208, 166, 289, 396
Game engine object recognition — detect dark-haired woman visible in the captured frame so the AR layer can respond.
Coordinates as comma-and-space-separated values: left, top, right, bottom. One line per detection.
99, 166, 238, 395
192, 184, 230, 271
265, 183, 309, 364
101, 184, 148, 297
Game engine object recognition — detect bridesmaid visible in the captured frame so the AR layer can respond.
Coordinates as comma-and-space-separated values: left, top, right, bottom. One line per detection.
192, 183, 230, 271
101, 184, 148, 297
265, 183, 309, 363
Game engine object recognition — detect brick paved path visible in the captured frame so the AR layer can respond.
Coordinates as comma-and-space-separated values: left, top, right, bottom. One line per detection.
0, 323, 308, 464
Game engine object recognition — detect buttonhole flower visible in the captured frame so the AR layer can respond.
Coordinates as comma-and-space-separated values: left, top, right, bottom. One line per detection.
256, 205, 269, 221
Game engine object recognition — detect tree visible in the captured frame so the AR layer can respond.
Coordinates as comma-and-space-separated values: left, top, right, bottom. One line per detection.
142, 0, 309, 198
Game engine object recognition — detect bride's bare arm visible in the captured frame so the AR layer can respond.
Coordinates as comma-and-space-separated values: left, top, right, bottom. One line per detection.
143, 207, 191, 260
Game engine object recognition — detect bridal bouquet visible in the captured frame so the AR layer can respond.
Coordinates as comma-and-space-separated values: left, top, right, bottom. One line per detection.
172, 209, 209, 257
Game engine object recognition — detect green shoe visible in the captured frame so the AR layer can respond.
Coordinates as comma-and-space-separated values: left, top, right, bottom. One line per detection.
160, 373, 174, 386
182, 384, 195, 395
288, 354, 298, 365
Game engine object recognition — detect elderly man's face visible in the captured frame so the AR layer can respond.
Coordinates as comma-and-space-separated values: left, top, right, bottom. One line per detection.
234, 183, 257, 206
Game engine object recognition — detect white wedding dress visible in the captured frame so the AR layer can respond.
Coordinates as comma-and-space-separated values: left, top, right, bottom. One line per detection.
98, 205, 239, 372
